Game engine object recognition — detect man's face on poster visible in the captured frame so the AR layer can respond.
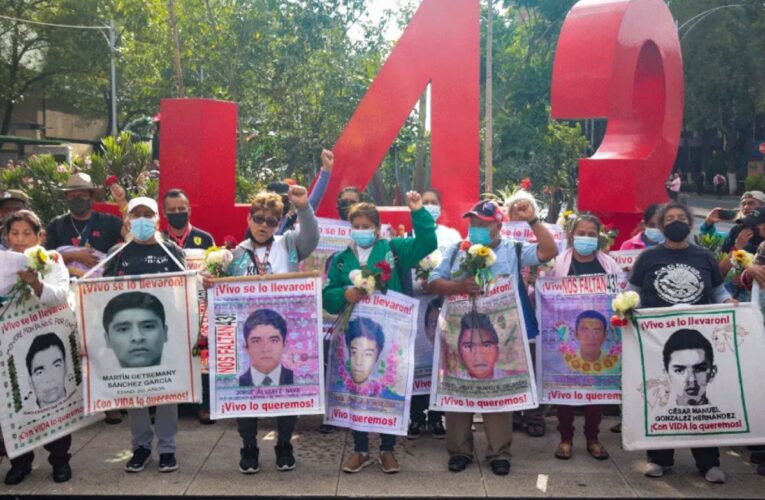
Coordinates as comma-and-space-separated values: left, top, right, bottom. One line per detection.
30, 346, 67, 407
576, 317, 606, 360
425, 307, 439, 346
245, 324, 285, 375
349, 337, 379, 384
458, 328, 499, 380
105, 308, 168, 368
666, 348, 716, 406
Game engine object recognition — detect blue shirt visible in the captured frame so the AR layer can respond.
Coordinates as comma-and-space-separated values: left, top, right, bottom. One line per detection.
428, 238, 540, 283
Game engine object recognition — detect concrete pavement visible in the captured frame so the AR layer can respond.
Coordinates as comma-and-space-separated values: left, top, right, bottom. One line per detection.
1, 414, 762, 497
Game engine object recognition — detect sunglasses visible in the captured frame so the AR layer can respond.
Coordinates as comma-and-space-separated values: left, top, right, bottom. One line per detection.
250, 214, 279, 228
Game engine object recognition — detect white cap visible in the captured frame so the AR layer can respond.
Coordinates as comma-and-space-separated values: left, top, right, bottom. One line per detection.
127, 196, 159, 215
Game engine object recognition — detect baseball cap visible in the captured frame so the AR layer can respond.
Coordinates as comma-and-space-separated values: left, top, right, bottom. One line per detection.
741, 191, 765, 204
127, 196, 159, 215
462, 200, 504, 223
1, 189, 30, 205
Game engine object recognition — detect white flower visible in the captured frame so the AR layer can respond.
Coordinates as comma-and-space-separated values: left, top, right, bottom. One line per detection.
23, 245, 54, 274
349, 270, 363, 287
363, 276, 376, 295
419, 249, 442, 270
485, 249, 497, 266
623, 291, 640, 309
205, 249, 233, 268
468, 244, 482, 257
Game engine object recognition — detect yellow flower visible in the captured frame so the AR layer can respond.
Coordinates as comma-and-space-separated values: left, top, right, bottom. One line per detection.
477, 246, 490, 258
37, 248, 49, 264
563, 210, 575, 218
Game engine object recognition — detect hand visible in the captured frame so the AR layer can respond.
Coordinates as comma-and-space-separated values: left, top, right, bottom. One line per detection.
17, 270, 43, 297
62, 248, 100, 268
344, 287, 366, 304
288, 185, 309, 210
320, 149, 334, 172
732, 275, 742, 287
201, 273, 215, 290
705, 208, 722, 226
734, 228, 753, 250
455, 278, 481, 296
724, 298, 740, 305
511, 199, 536, 222
406, 191, 423, 211
745, 264, 765, 289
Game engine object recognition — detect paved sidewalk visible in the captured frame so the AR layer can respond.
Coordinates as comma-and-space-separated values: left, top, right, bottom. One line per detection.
1, 414, 762, 497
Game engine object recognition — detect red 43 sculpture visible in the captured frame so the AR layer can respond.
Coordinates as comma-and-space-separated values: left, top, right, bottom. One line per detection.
157, 0, 682, 244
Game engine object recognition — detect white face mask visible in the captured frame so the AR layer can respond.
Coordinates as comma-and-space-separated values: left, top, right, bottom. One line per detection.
423, 204, 441, 222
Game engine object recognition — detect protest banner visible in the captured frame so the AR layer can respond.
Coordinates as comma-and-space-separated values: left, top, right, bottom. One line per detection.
208, 273, 324, 418
0, 298, 98, 458
535, 274, 627, 405
501, 221, 567, 254
430, 278, 537, 413
76, 271, 202, 414
299, 218, 352, 279
609, 249, 643, 271
184, 249, 209, 373
622, 303, 765, 450
325, 291, 418, 436
411, 295, 440, 395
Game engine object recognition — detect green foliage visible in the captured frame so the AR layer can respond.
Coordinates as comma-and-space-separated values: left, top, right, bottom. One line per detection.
94, 132, 152, 183
7, 355, 22, 413
68, 331, 82, 386
745, 174, 765, 192
1, 156, 72, 223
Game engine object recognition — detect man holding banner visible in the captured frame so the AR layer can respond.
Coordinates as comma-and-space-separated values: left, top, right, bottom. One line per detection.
428, 198, 557, 476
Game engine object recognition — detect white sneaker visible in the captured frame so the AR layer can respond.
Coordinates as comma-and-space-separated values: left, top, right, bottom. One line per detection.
704, 466, 726, 484
643, 462, 670, 478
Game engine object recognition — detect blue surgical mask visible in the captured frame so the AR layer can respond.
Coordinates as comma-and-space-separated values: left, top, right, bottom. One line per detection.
351, 228, 376, 248
468, 226, 492, 246
573, 236, 599, 256
130, 217, 156, 241
644, 227, 665, 244
424, 204, 441, 222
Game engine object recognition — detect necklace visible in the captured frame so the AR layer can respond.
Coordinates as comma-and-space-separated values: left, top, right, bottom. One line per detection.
70, 216, 88, 245
167, 225, 191, 248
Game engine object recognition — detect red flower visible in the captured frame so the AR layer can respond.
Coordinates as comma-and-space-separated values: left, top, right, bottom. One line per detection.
459, 240, 472, 251
283, 178, 297, 186
375, 261, 392, 283
200, 349, 209, 362
105, 175, 119, 187
610, 315, 622, 327
520, 177, 531, 190
223, 235, 238, 249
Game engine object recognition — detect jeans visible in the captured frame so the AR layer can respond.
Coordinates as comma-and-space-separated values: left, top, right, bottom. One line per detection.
128, 404, 178, 454
410, 395, 443, 426
352, 431, 396, 453
237, 416, 296, 447
556, 405, 602, 442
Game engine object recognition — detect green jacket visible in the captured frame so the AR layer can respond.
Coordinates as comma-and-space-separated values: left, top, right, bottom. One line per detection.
322, 207, 437, 314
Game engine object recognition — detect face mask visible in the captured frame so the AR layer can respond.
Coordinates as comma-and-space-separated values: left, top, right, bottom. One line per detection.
337, 199, 354, 221
166, 212, 189, 230
644, 227, 665, 244
130, 217, 156, 241
67, 197, 92, 217
468, 226, 492, 246
573, 236, 599, 256
424, 204, 441, 222
351, 228, 376, 248
663, 220, 690, 243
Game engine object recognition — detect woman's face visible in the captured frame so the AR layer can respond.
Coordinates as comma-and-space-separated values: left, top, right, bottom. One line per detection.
422, 191, 440, 207
644, 212, 660, 229
7, 220, 39, 252
350, 214, 378, 232
572, 220, 598, 239
662, 207, 689, 227
248, 208, 280, 243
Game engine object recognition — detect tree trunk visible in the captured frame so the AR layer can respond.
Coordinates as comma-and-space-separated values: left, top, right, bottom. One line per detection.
0, 99, 15, 151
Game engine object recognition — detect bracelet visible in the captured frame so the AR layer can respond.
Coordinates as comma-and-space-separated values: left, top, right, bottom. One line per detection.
528, 217, 539, 226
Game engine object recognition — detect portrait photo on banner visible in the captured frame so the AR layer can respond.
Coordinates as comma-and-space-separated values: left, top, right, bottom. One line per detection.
431, 278, 537, 413
411, 295, 441, 395
535, 274, 627, 405
0, 300, 97, 458
326, 291, 417, 436
622, 303, 765, 450
76, 271, 201, 414
209, 275, 323, 419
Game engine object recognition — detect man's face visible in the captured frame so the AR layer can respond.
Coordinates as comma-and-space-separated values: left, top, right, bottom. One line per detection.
0, 200, 25, 218
30, 346, 67, 407
666, 348, 715, 406
164, 195, 190, 216
105, 308, 168, 368
349, 336, 379, 384
469, 216, 501, 243
740, 197, 764, 216
576, 318, 606, 352
458, 328, 499, 379
245, 324, 285, 374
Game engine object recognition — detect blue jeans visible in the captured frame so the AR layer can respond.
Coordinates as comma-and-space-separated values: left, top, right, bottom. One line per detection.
353, 431, 396, 453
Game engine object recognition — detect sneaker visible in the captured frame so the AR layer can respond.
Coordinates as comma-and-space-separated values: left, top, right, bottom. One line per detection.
751, 450, 765, 464
704, 466, 726, 484
197, 409, 215, 425
380, 451, 400, 474
275, 442, 296, 471
4, 466, 31, 485
643, 462, 670, 478
125, 447, 152, 473
52, 463, 72, 483
757, 463, 765, 476
158, 453, 179, 473
431, 420, 446, 439
104, 409, 124, 425
407, 421, 423, 440
239, 445, 259, 474
448, 455, 472, 472
318, 424, 335, 434
490, 458, 511, 476
342, 452, 372, 473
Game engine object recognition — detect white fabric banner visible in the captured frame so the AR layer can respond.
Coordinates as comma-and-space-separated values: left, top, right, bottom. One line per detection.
622, 303, 765, 450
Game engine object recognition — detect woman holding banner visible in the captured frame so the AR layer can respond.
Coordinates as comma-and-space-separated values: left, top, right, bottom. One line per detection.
0, 210, 73, 485
629, 201, 732, 484
323, 191, 436, 474
543, 214, 620, 461
102, 197, 186, 475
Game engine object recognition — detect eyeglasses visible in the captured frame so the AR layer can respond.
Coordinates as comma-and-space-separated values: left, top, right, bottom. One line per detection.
250, 214, 279, 228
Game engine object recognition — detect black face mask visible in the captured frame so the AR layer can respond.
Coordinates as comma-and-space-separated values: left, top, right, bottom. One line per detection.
166, 212, 189, 230
663, 220, 690, 242
337, 199, 354, 221
67, 197, 92, 217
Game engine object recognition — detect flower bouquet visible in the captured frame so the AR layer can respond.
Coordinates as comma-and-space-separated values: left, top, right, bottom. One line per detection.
610, 291, 640, 327
1, 246, 59, 315
453, 240, 496, 292
332, 262, 393, 337
728, 249, 754, 298
204, 245, 234, 277
416, 249, 442, 280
